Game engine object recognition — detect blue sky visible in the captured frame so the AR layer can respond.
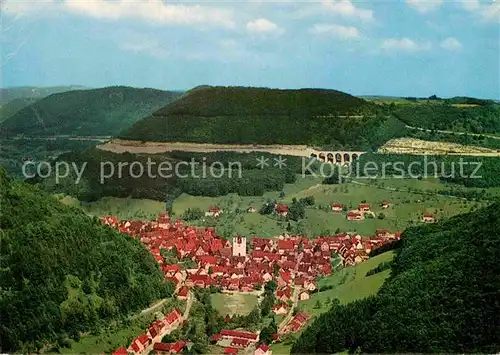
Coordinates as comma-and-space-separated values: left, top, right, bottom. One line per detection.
1, 0, 499, 98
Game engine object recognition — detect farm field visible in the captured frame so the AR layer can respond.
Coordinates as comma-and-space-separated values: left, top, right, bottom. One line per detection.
211, 293, 259, 316
72, 176, 487, 238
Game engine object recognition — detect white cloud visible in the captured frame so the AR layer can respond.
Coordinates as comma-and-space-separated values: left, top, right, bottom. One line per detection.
120, 39, 170, 59
407, 0, 443, 13
460, 0, 500, 23
309, 23, 360, 39
246, 18, 283, 35
2, 0, 235, 28
321, 0, 374, 21
381, 37, 432, 52
440, 37, 463, 51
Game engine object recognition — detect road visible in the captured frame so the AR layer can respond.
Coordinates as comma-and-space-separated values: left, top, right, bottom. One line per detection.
405, 125, 500, 140
278, 284, 299, 334
141, 291, 194, 354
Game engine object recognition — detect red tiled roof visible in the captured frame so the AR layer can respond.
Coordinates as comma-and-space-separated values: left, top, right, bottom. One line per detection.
138, 333, 150, 345
178, 286, 189, 297
171, 340, 186, 353
220, 330, 258, 340
153, 342, 172, 352
257, 344, 270, 352
277, 239, 294, 250
224, 347, 239, 354
275, 204, 289, 213
113, 346, 128, 355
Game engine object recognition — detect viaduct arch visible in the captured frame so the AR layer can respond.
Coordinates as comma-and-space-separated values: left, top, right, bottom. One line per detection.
309, 150, 365, 165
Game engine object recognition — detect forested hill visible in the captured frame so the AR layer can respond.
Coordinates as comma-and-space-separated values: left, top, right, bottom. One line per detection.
1, 86, 183, 136
0, 85, 86, 105
119, 86, 406, 150
0, 169, 174, 353
292, 203, 500, 354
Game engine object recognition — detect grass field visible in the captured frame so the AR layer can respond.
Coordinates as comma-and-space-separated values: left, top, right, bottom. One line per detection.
271, 251, 395, 355
80, 197, 166, 220
211, 293, 259, 316
72, 175, 487, 239
59, 314, 153, 354
302, 251, 395, 315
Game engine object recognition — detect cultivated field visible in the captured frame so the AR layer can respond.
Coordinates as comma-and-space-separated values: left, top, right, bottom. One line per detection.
75, 176, 487, 238
379, 137, 500, 156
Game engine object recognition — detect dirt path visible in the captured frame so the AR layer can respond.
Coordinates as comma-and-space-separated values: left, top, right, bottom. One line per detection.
278, 284, 299, 333
97, 139, 314, 157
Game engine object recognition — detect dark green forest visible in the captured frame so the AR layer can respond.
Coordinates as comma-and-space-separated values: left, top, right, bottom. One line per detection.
0, 169, 174, 352
119, 86, 406, 150
1, 86, 183, 136
291, 203, 500, 354
393, 103, 500, 134
33, 149, 313, 202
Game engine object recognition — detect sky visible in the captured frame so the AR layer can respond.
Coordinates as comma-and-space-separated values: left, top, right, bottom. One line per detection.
1, 0, 499, 98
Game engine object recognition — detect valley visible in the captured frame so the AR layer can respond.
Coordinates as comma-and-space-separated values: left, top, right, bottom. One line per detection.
2, 85, 499, 355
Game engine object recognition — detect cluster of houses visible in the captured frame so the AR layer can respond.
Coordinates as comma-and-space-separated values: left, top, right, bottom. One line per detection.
280, 312, 310, 334
102, 208, 403, 354
113, 308, 184, 355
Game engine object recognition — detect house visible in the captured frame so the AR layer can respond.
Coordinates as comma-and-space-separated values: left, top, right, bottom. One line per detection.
277, 239, 294, 255
422, 214, 435, 222
219, 330, 259, 343
153, 342, 171, 354
275, 204, 289, 216
272, 303, 288, 315
177, 286, 189, 300
247, 206, 256, 213
206, 206, 222, 218
346, 211, 362, 221
254, 344, 272, 355
331, 203, 344, 212
153, 340, 185, 354
165, 308, 182, 327
298, 290, 310, 301
375, 229, 395, 239
277, 287, 292, 302
381, 200, 390, 209
169, 340, 186, 354
358, 203, 370, 212
231, 338, 250, 348
129, 333, 150, 354
113, 347, 128, 355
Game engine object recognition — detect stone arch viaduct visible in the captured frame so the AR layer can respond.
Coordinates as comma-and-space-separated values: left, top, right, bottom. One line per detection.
307, 150, 366, 164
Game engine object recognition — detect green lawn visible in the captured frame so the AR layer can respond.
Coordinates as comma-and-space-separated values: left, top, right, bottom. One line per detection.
59, 315, 153, 354
211, 293, 259, 316
301, 251, 395, 316
62, 176, 486, 239
79, 197, 166, 220
271, 252, 395, 355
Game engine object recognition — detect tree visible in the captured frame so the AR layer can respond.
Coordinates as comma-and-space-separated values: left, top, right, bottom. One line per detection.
265, 280, 277, 293
377, 212, 386, 220
313, 300, 322, 309
183, 208, 204, 221
260, 201, 275, 215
